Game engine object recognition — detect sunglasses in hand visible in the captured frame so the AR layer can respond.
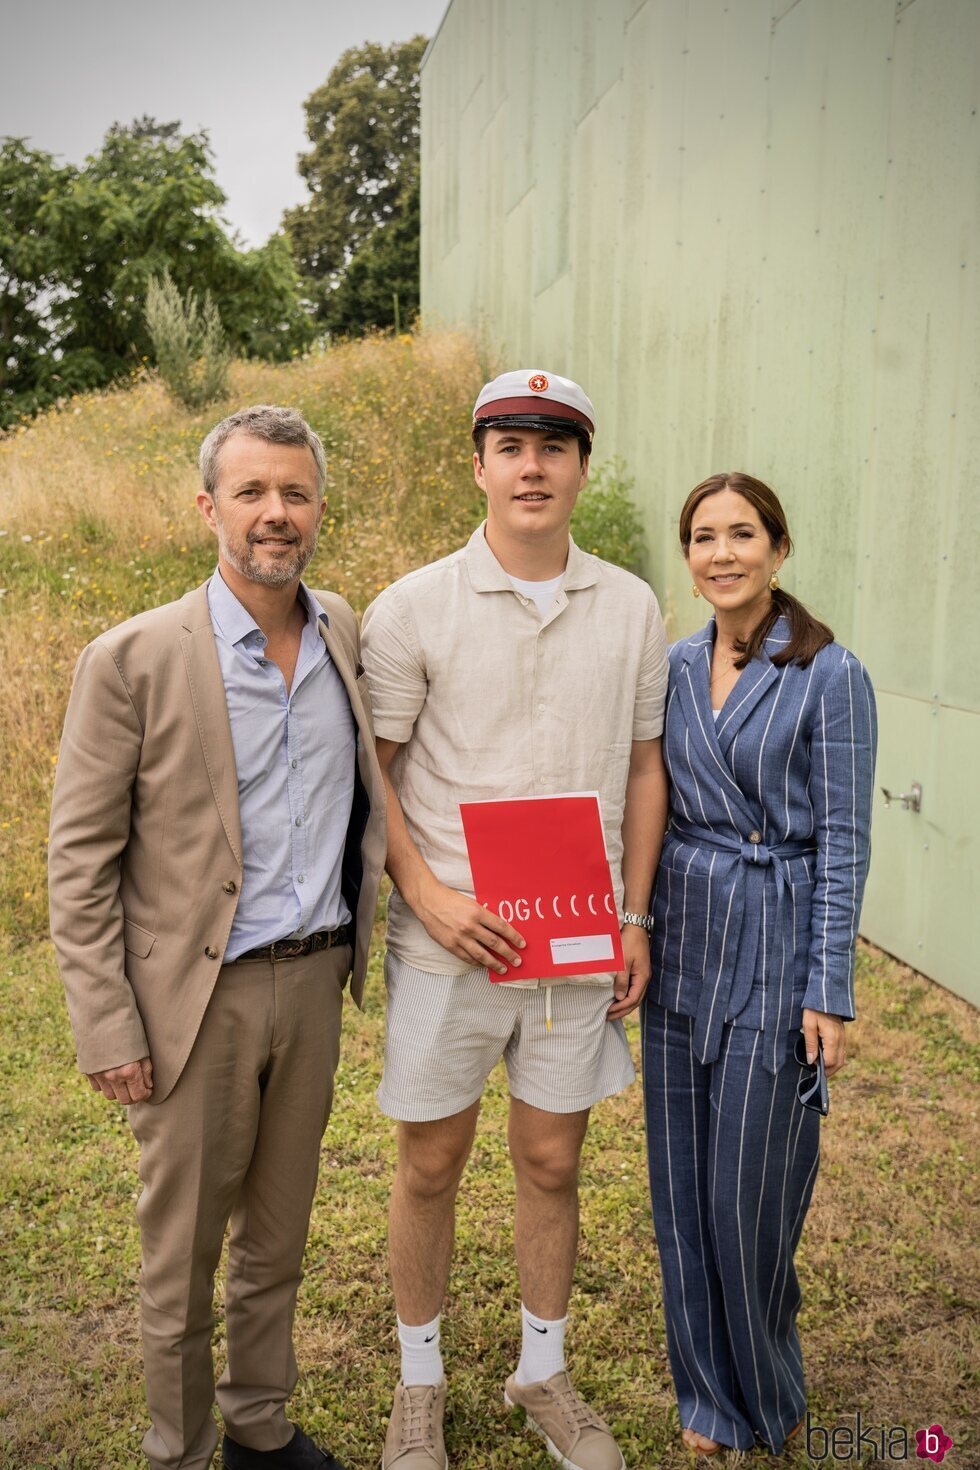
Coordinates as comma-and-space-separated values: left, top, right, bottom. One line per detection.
794, 1034, 829, 1116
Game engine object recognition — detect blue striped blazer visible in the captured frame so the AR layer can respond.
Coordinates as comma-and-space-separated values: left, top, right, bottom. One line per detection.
648, 616, 877, 1073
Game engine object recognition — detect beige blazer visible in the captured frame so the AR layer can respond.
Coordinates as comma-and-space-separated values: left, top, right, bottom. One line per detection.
49, 581, 386, 1103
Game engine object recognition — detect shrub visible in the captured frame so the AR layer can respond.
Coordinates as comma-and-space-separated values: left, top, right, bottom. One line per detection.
572, 456, 646, 570
144, 269, 230, 407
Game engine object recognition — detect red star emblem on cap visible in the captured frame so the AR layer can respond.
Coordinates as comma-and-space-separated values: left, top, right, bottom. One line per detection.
528, 374, 549, 392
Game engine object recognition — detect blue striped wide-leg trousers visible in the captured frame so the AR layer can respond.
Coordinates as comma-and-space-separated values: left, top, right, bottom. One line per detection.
641, 1002, 820, 1453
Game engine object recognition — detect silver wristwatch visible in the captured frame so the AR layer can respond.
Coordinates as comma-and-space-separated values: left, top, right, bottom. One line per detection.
622, 911, 654, 932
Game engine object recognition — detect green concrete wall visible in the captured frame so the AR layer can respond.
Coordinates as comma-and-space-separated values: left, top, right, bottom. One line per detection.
421, 0, 980, 1005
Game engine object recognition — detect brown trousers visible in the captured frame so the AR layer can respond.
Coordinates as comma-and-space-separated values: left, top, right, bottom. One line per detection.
128, 946, 349, 1470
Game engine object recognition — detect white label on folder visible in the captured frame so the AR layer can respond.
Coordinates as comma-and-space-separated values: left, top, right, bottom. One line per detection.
550, 934, 616, 965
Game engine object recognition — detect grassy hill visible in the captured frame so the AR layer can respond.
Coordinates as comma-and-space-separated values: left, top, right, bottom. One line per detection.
0, 332, 491, 941
0, 334, 976, 1468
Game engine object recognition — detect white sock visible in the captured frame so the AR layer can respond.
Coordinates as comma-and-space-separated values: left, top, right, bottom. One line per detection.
398, 1313, 443, 1387
515, 1303, 567, 1385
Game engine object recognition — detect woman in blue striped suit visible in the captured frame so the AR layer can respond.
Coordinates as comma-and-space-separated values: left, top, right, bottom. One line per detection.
643, 472, 876, 1456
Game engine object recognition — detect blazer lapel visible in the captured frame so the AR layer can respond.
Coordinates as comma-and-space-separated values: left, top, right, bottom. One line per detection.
714, 617, 791, 757
317, 613, 381, 805
675, 632, 744, 799
318, 617, 367, 725
179, 585, 243, 867
715, 661, 780, 757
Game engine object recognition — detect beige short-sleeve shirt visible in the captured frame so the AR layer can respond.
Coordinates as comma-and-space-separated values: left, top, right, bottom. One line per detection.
361, 524, 669, 975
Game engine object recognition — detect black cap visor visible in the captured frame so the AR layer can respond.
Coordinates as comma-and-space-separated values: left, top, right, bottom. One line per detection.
473, 413, 592, 447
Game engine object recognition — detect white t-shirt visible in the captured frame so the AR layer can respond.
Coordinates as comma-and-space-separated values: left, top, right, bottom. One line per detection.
507, 572, 565, 618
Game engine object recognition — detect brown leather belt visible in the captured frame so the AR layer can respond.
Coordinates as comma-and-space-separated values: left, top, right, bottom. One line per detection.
232, 923, 352, 964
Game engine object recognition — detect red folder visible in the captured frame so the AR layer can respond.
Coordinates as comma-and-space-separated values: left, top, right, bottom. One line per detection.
459, 793, 625, 982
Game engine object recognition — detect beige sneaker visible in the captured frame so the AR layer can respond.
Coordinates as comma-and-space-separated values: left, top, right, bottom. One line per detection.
504, 1371, 626, 1470
382, 1380, 448, 1469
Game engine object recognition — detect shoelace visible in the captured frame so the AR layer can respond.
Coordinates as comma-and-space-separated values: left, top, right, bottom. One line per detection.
547, 1376, 605, 1432
399, 1385, 436, 1448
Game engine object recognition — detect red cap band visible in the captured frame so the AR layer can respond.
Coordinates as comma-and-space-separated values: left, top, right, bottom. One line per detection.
473, 396, 594, 434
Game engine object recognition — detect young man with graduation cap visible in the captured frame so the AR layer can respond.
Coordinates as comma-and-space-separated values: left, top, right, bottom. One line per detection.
362, 370, 669, 1470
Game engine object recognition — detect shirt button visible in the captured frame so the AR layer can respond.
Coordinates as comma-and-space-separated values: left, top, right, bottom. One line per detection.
204, 945, 219, 959
295, 816, 303, 827
258, 658, 268, 667
296, 927, 304, 935
748, 830, 762, 843
297, 874, 306, 884
291, 758, 298, 768
222, 880, 237, 894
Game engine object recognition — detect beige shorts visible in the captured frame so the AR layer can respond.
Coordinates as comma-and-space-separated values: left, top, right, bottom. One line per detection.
377, 953, 636, 1122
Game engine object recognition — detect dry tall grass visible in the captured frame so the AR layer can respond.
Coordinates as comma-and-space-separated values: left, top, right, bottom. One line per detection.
0, 332, 489, 937
0, 330, 488, 570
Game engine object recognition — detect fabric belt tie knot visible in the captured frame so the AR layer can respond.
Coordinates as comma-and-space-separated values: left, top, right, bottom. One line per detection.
669, 820, 816, 1075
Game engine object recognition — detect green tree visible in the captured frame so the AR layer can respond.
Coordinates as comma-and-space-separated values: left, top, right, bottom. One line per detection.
37, 121, 229, 389
0, 140, 94, 423
0, 119, 313, 426
284, 36, 425, 333
324, 173, 420, 336
42, 120, 312, 371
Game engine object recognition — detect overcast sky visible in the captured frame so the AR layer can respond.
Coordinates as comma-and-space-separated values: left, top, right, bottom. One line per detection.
0, 0, 448, 246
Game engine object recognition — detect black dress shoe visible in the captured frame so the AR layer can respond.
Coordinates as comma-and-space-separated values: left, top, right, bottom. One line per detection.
222, 1426, 347, 1469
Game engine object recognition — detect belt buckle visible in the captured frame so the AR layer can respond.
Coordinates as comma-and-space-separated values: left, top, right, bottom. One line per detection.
270, 937, 302, 961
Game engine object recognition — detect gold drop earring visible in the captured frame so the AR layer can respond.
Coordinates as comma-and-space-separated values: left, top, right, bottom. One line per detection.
692, 585, 701, 598
769, 573, 780, 590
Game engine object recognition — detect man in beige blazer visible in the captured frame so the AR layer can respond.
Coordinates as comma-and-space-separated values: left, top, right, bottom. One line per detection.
49, 406, 385, 1470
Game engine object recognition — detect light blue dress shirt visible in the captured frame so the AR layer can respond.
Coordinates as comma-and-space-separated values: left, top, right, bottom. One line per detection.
207, 570, 356, 961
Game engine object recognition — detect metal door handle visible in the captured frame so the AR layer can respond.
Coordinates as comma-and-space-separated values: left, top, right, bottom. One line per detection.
880, 782, 922, 813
